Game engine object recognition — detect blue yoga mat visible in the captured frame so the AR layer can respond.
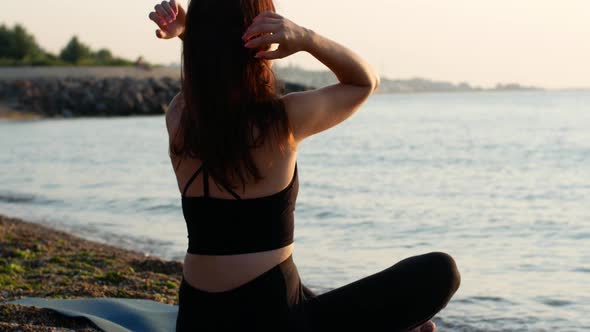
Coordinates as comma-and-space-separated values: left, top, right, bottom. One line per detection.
9, 297, 178, 332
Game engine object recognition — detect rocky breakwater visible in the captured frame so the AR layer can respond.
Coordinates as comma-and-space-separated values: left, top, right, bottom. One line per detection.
0, 77, 181, 117
0, 67, 311, 118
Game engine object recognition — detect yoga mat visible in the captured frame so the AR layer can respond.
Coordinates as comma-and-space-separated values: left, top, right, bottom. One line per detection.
9, 297, 178, 332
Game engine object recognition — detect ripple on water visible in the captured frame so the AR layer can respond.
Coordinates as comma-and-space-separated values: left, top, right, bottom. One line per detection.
41, 183, 61, 189
572, 267, 590, 273
0, 192, 62, 205
434, 317, 494, 332
456, 296, 514, 305
78, 182, 115, 189
0, 192, 36, 204
145, 204, 177, 212
571, 232, 590, 240
536, 297, 575, 307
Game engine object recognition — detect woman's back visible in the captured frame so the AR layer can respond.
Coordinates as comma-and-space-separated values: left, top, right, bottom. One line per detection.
165, 9, 380, 288
168, 96, 298, 201
167, 94, 300, 292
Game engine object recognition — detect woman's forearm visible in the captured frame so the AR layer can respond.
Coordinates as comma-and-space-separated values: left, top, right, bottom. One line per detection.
302, 29, 380, 90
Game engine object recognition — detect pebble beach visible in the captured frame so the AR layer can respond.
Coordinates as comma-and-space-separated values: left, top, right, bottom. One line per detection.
0, 214, 183, 331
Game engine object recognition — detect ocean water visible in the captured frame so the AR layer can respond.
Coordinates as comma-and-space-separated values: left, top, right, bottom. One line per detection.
1, 91, 589, 331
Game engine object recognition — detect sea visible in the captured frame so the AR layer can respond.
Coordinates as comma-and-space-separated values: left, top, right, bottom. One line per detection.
1, 91, 589, 331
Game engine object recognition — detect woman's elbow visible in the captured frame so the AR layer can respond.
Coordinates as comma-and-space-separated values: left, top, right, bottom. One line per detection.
372, 73, 381, 93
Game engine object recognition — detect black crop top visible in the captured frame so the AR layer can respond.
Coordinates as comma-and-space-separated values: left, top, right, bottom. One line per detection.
181, 162, 298, 255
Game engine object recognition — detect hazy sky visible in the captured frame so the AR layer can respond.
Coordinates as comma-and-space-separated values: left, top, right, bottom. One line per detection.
2, 0, 589, 89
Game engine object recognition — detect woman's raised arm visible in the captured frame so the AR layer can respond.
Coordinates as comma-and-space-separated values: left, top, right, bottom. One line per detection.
243, 11, 380, 143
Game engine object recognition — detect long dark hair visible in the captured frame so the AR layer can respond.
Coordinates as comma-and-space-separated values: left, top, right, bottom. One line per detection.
172, 0, 294, 192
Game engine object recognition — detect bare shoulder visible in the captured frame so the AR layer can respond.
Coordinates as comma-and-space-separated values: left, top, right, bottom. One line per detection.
165, 92, 184, 136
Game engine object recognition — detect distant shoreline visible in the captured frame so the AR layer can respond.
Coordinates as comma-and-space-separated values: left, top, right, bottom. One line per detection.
0, 66, 180, 80
1, 66, 588, 120
272, 65, 550, 94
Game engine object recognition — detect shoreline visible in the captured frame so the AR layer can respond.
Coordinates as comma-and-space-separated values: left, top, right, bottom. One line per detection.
0, 213, 182, 330
0, 102, 41, 120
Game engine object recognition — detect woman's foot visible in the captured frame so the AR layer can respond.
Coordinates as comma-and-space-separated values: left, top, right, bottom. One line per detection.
409, 320, 436, 332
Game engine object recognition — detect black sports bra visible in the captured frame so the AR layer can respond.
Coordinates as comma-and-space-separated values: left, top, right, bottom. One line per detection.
181, 162, 299, 255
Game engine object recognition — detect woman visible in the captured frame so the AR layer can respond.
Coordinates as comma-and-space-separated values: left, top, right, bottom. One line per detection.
149, 1, 460, 331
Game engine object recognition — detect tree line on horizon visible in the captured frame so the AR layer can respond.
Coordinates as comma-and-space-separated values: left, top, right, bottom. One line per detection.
0, 24, 137, 67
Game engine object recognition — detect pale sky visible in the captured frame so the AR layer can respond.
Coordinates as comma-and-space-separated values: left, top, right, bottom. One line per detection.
2, 0, 589, 89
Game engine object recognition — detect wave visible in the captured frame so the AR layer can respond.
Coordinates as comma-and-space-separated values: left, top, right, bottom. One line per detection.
0, 192, 62, 205
456, 296, 514, 305
536, 297, 575, 307
434, 317, 494, 332
53, 222, 183, 260
0, 193, 35, 203
144, 203, 177, 212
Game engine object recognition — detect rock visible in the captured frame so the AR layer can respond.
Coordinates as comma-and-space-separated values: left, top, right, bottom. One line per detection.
0, 75, 312, 118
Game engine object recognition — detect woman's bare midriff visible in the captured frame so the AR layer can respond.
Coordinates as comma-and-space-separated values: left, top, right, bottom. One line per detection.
182, 243, 294, 293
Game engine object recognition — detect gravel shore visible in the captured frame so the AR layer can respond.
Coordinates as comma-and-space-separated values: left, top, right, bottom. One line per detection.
0, 214, 183, 331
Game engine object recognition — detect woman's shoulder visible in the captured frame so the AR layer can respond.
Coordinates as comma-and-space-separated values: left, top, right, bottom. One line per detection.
165, 92, 184, 135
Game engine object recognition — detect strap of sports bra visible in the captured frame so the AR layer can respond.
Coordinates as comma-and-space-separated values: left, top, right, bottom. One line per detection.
203, 167, 209, 197
225, 185, 241, 200
184, 163, 297, 199
182, 165, 204, 197
183, 163, 248, 200
204, 168, 241, 200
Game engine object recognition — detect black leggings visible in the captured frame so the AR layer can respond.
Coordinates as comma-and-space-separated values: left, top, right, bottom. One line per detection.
176, 252, 461, 332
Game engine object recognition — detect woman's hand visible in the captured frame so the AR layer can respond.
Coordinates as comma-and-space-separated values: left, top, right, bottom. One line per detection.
242, 11, 311, 60
148, 0, 186, 40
